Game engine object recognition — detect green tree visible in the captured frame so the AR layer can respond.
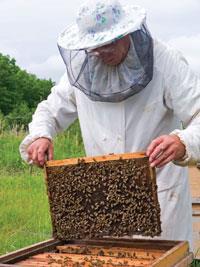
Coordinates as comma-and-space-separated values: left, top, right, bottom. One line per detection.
5, 102, 33, 130
0, 55, 20, 115
0, 53, 54, 128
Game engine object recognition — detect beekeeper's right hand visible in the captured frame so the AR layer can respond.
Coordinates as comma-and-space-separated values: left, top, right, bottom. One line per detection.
27, 137, 54, 167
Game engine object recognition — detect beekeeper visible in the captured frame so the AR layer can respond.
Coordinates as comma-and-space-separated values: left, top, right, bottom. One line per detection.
20, 0, 200, 248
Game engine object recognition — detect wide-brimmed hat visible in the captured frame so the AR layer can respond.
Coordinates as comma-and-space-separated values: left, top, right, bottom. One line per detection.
58, 0, 146, 51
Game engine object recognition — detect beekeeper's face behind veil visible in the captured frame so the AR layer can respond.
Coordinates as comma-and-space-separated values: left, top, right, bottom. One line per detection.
58, 0, 154, 102
89, 35, 131, 66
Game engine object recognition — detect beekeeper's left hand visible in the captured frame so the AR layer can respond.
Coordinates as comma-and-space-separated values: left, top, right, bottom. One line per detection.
146, 135, 186, 168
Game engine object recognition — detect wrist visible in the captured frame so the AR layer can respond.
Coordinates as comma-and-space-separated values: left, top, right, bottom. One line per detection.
170, 134, 187, 160
37, 136, 52, 142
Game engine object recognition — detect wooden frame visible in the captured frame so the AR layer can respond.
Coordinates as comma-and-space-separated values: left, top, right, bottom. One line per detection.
45, 152, 148, 167
0, 238, 192, 266
45, 152, 158, 209
44, 152, 161, 240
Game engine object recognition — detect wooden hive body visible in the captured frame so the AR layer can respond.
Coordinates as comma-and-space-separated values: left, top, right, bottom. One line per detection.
0, 238, 192, 266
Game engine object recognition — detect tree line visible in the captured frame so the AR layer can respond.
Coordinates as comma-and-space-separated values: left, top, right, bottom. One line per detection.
0, 53, 54, 131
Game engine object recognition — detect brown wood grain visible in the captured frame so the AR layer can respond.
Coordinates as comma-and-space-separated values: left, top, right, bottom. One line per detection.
20, 252, 152, 266
56, 244, 164, 259
189, 166, 200, 199
152, 241, 189, 267
45, 152, 147, 167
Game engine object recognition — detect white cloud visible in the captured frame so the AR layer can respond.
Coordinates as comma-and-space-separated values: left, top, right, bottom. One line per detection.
26, 55, 65, 82
0, 41, 21, 61
168, 34, 200, 75
123, 0, 200, 40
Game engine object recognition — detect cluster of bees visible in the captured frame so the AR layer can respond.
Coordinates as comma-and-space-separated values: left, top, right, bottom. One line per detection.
46, 245, 157, 266
47, 254, 131, 267
47, 255, 137, 267
46, 157, 161, 240
57, 245, 156, 260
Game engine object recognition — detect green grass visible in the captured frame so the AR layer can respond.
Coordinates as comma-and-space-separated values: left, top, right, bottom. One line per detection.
191, 260, 200, 266
0, 120, 85, 255
0, 171, 51, 254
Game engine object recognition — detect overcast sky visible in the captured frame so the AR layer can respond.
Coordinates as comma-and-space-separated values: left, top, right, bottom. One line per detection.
0, 0, 199, 82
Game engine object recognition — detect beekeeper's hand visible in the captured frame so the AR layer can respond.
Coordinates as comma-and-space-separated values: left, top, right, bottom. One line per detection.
27, 137, 53, 167
146, 135, 186, 168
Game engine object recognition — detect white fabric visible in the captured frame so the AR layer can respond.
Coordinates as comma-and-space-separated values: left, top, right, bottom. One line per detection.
58, 1, 146, 50
20, 39, 200, 249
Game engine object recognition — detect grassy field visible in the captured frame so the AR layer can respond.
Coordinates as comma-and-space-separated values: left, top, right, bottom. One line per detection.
0, 171, 51, 254
0, 120, 85, 255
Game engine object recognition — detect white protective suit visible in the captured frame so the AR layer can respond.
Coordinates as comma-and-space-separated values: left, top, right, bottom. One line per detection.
20, 39, 200, 249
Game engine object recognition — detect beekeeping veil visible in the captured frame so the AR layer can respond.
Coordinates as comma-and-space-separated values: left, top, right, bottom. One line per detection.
57, 0, 153, 102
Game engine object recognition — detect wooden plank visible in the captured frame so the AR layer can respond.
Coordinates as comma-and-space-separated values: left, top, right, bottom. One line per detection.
19, 252, 152, 266
152, 241, 189, 267
192, 203, 200, 216
192, 198, 200, 204
68, 238, 181, 251
0, 239, 64, 265
192, 204, 200, 211
45, 152, 146, 167
191, 203, 200, 258
192, 210, 200, 216
11, 261, 51, 267
189, 166, 200, 199
174, 253, 193, 267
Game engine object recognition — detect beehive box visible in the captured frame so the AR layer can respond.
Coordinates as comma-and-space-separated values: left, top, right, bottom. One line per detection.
0, 238, 193, 266
0, 153, 193, 266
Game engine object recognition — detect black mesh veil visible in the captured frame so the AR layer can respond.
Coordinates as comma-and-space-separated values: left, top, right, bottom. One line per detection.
58, 25, 153, 102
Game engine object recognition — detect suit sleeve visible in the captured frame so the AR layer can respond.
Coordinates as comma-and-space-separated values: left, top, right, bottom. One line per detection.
163, 48, 200, 165
19, 73, 78, 162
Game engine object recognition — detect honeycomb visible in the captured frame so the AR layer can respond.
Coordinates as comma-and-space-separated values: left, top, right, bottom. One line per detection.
45, 156, 161, 240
